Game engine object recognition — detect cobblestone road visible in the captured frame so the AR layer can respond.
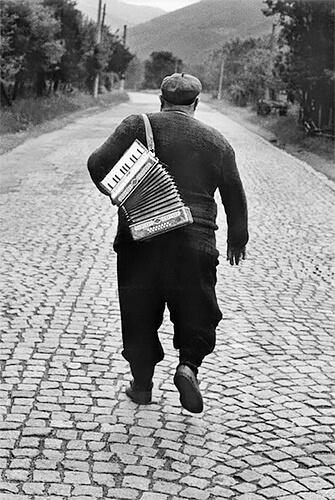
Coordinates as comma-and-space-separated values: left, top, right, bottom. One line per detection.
1, 93, 334, 500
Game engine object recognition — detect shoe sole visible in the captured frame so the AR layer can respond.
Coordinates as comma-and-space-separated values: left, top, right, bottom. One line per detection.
174, 371, 203, 414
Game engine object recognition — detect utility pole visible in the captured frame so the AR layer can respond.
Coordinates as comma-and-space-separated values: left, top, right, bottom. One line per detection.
93, 0, 102, 99
102, 3, 106, 28
217, 49, 226, 100
265, 20, 277, 100
119, 25, 127, 92
123, 24, 127, 46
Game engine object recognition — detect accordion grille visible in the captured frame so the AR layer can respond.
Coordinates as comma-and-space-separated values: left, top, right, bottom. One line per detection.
122, 164, 184, 223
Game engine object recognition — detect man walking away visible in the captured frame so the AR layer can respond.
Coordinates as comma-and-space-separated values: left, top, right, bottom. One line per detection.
88, 73, 248, 413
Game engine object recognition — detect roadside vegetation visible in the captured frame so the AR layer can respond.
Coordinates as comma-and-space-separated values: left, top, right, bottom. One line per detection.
0, 90, 128, 135
198, 1, 333, 134
0, 0, 133, 153
0, 0, 133, 100
0, 90, 129, 154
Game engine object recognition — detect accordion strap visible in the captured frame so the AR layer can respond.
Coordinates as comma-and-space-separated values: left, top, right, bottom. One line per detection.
142, 113, 155, 155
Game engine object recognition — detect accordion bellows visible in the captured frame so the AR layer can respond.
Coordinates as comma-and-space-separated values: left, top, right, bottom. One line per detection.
100, 139, 193, 240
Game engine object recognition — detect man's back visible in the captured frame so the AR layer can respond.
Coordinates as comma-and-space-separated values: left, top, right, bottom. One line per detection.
88, 110, 248, 254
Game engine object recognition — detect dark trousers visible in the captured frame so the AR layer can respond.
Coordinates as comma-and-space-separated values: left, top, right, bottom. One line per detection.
116, 236, 222, 382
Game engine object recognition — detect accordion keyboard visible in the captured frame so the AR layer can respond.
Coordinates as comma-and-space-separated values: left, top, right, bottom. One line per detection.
99, 140, 155, 203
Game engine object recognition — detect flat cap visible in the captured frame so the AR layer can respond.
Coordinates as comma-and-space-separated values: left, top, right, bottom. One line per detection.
160, 73, 202, 105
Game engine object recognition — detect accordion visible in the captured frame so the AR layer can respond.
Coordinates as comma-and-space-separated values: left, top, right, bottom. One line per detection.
100, 138, 193, 241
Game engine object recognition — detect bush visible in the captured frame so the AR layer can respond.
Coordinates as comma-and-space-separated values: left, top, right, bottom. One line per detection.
0, 90, 129, 135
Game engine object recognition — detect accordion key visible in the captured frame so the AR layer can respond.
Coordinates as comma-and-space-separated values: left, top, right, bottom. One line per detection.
100, 139, 193, 241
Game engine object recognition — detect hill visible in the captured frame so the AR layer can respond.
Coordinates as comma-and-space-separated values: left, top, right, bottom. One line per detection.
75, 0, 166, 31
127, 0, 273, 64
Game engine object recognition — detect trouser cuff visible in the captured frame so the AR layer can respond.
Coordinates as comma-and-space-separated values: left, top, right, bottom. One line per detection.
177, 360, 199, 376
179, 347, 207, 371
130, 362, 155, 389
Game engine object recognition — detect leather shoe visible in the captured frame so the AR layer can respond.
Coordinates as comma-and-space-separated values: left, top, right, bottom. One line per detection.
125, 380, 152, 405
174, 365, 203, 413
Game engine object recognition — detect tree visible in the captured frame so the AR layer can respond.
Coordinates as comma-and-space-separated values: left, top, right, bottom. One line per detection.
43, 0, 84, 89
82, 28, 134, 94
42, 1, 133, 92
105, 32, 134, 77
196, 36, 283, 104
125, 56, 144, 90
0, 0, 135, 97
143, 52, 182, 89
263, 0, 334, 128
0, 0, 65, 97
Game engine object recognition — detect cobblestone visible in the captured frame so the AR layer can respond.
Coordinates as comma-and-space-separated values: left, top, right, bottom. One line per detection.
0, 93, 334, 500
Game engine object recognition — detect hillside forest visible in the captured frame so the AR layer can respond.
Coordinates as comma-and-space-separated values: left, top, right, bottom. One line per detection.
0, 0, 334, 135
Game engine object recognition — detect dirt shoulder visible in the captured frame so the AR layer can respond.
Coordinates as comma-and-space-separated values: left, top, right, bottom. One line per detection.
203, 96, 334, 183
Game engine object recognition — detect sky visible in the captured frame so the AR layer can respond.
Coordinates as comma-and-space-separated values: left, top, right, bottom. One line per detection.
122, 0, 201, 11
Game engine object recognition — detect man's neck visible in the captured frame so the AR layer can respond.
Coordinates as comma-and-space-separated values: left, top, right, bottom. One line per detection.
162, 106, 195, 117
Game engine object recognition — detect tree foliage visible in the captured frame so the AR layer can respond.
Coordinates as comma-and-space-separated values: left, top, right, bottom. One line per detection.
196, 36, 283, 104
263, 0, 334, 126
193, 0, 334, 128
143, 52, 183, 89
125, 56, 144, 90
0, 0, 65, 95
0, 0, 134, 99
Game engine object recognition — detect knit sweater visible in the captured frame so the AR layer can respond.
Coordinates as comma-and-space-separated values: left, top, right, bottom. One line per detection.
87, 110, 248, 255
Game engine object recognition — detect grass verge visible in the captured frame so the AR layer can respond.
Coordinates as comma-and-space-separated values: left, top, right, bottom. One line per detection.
203, 95, 334, 182
0, 90, 129, 154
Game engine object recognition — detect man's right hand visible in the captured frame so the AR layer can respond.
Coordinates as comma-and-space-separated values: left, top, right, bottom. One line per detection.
227, 245, 246, 266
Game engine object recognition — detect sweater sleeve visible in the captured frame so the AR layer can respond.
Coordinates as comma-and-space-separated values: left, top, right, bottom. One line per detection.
218, 143, 249, 249
87, 115, 140, 195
